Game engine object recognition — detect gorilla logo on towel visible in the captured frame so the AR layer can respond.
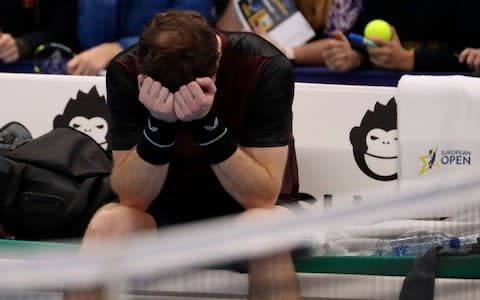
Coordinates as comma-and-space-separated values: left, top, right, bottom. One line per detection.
53, 86, 111, 150
350, 98, 397, 181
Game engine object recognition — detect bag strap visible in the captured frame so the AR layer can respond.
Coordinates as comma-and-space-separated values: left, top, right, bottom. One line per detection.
0, 121, 32, 153
399, 240, 480, 300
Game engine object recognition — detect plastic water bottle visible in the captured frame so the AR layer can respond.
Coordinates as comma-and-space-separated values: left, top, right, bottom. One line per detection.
457, 232, 480, 247
374, 232, 461, 257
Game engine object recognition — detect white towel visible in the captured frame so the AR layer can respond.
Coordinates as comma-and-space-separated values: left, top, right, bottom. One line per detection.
396, 75, 480, 180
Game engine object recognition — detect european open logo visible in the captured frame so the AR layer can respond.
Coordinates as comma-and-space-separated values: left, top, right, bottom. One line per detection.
419, 148, 472, 175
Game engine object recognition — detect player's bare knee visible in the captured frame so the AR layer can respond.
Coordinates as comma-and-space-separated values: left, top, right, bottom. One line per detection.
86, 203, 126, 236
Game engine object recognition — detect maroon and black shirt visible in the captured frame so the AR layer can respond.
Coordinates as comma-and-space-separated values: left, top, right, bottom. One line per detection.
106, 31, 299, 224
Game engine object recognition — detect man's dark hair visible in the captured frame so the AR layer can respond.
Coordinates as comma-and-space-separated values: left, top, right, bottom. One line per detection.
137, 10, 219, 92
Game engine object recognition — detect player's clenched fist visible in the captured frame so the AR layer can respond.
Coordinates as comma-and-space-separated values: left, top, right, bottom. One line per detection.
138, 75, 177, 123
174, 77, 217, 122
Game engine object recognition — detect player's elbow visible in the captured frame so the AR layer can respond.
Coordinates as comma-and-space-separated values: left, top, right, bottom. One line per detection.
245, 180, 284, 209
110, 178, 151, 212
119, 196, 150, 212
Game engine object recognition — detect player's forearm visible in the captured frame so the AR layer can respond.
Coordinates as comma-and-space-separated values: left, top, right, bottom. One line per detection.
188, 108, 286, 209
111, 149, 169, 211
111, 114, 176, 209
212, 147, 287, 210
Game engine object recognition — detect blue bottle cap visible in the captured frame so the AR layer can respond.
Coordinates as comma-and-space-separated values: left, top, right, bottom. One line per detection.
449, 237, 461, 249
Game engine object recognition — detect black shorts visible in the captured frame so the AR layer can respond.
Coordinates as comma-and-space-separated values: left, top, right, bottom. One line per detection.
147, 190, 316, 227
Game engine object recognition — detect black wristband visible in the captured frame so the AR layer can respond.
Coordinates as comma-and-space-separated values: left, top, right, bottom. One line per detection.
136, 115, 176, 165
191, 110, 238, 164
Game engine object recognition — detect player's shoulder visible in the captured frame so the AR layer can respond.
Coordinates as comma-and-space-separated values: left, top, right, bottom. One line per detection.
108, 44, 138, 77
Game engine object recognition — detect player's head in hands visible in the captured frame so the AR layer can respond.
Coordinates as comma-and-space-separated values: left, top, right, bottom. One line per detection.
136, 10, 221, 92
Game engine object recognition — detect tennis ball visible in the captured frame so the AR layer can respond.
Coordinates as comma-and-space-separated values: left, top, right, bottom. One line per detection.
364, 19, 392, 41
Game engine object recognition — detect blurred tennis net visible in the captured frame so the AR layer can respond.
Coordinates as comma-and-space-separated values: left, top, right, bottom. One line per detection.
1, 169, 480, 299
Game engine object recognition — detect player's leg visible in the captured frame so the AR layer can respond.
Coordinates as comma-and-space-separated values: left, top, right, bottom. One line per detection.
64, 202, 157, 300
81, 202, 157, 249
241, 206, 301, 300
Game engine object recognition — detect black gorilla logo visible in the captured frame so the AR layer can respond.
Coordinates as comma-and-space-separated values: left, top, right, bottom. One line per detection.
350, 98, 397, 181
53, 86, 111, 150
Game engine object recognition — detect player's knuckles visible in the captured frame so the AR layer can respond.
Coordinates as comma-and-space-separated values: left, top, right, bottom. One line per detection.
174, 91, 184, 102
151, 81, 161, 91
139, 93, 155, 104
187, 81, 198, 90
179, 85, 189, 94
160, 86, 170, 96
142, 77, 154, 88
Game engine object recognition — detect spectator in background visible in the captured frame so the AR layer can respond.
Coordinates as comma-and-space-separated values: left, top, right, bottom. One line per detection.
67, 0, 215, 76
216, 0, 362, 66
0, 0, 78, 64
322, 0, 480, 72
458, 48, 480, 74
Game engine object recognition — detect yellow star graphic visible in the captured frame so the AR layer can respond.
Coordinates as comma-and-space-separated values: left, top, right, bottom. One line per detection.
419, 148, 439, 175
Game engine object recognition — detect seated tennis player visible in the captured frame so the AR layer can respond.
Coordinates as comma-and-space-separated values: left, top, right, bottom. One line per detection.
82, 10, 304, 300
